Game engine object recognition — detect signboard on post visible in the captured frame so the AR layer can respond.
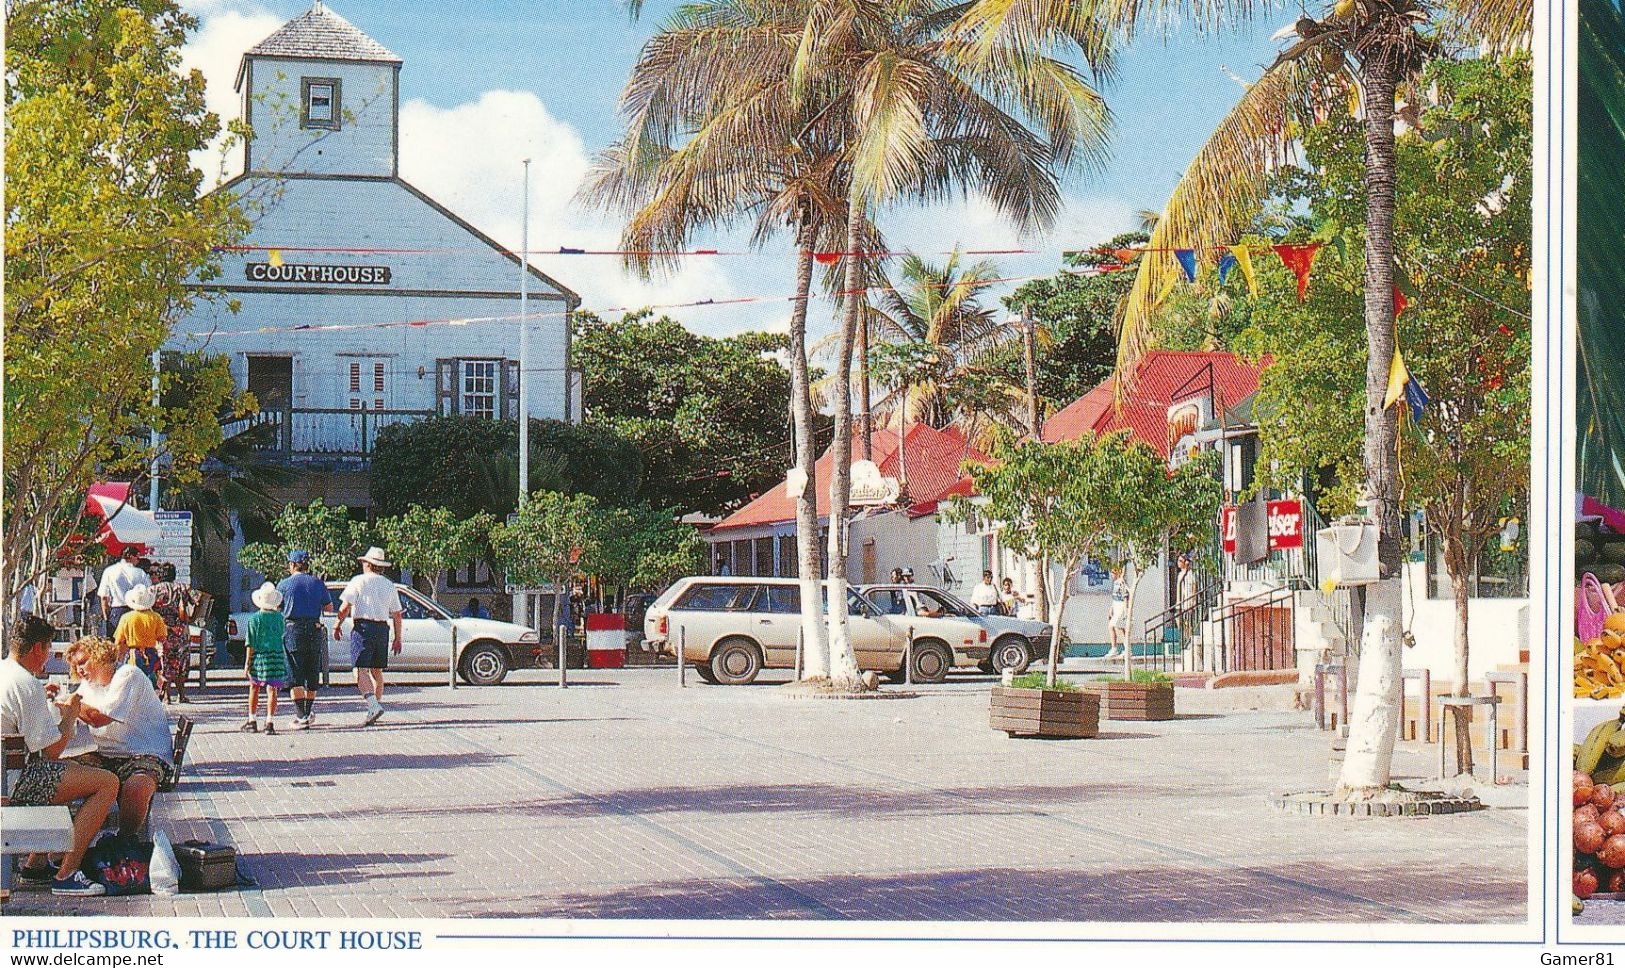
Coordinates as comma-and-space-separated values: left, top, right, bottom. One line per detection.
786, 462, 901, 506
1221, 499, 1304, 554
151, 511, 194, 585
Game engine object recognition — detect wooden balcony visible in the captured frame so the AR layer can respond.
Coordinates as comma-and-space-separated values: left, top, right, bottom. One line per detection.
225, 406, 435, 461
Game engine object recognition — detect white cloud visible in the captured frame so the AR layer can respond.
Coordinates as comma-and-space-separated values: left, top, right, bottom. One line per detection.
179, 0, 283, 185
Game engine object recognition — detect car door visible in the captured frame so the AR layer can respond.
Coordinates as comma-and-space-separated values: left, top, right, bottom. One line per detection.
841, 588, 904, 671
396, 587, 454, 671
908, 588, 983, 662
749, 584, 800, 668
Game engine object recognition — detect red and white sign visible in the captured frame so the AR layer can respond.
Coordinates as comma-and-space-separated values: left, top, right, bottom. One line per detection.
1221, 499, 1304, 553
585, 613, 627, 669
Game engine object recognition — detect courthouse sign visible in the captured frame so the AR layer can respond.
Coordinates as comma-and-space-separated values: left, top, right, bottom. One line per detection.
245, 263, 392, 285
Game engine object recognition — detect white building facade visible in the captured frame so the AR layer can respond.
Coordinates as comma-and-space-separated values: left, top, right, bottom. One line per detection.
175, 4, 580, 612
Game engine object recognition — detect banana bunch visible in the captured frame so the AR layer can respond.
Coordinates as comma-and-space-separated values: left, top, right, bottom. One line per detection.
1577, 710, 1625, 784
1576, 631, 1625, 699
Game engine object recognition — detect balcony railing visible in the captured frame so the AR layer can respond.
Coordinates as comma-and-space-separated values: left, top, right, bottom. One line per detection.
225, 407, 435, 460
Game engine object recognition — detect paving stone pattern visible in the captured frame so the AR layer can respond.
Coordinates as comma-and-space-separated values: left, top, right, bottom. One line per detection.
6, 670, 1528, 922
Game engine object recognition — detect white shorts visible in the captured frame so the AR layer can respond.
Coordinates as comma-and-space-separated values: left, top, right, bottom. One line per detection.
1109, 600, 1130, 631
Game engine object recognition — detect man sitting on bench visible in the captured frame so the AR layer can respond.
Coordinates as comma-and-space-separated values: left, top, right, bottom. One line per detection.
1, 615, 118, 896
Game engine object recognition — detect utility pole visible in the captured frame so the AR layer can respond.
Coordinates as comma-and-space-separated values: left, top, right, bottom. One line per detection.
149, 347, 162, 511
1021, 303, 1041, 440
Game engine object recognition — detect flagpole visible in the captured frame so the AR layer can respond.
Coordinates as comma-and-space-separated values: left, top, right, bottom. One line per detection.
518, 158, 531, 508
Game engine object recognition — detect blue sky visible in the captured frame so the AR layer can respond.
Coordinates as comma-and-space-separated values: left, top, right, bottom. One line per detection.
183, 0, 1294, 338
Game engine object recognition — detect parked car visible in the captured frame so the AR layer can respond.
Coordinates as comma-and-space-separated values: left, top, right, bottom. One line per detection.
859, 584, 1053, 675
641, 576, 1038, 684
227, 582, 541, 685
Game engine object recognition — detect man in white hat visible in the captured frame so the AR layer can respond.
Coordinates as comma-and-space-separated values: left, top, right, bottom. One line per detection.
334, 547, 402, 726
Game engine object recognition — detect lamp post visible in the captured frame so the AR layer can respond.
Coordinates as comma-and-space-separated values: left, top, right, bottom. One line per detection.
513, 159, 532, 631
149, 347, 161, 511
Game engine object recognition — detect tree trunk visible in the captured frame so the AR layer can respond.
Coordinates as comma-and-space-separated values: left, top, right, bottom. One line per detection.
1336, 49, 1405, 798
789, 220, 830, 680
1046, 561, 1076, 688
1446, 531, 1475, 776
895, 386, 909, 500
1124, 564, 1148, 683
825, 203, 864, 690
859, 290, 873, 462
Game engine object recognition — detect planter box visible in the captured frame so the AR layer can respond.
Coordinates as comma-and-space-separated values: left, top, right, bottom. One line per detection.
1083, 681, 1175, 721
990, 686, 1100, 738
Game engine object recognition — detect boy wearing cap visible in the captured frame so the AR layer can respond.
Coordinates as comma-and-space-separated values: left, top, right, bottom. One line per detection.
277, 550, 329, 729
334, 548, 403, 727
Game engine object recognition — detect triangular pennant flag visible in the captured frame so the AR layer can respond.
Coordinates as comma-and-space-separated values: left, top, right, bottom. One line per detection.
1393, 285, 1408, 317
1403, 370, 1430, 420
1273, 243, 1323, 300
268, 249, 284, 267
813, 251, 842, 265
1174, 249, 1198, 283
1384, 347, 1411, 411
1112, 248, 1143, 263
1230, 244, 1258, 297
1217, 253, 1238, 287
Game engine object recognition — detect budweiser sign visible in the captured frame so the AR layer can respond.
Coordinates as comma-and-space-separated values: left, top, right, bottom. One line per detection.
1221, 499, 1304, 553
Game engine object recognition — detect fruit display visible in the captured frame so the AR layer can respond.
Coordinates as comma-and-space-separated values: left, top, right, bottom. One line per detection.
1573, 708, 1625, 916
1576, 520, 1625, 699
1575, 612, 1625, 699
1578, 520, 1625, 586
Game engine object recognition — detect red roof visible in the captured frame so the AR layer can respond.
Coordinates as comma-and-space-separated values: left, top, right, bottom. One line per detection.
1041, 350, 1265, 457
710, 423, 988, 532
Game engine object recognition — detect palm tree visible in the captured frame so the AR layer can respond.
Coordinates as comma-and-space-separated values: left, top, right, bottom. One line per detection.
789, 0, 1112, 689
951, 0, 1528, 795
1579, 0, 1625, 508
595, 0, 1112, 689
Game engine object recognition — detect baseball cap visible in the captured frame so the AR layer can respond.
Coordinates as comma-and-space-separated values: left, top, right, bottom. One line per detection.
288, 549, 311, 564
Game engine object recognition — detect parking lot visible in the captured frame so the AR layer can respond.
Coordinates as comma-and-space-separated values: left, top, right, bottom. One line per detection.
6, 666, 1528, 923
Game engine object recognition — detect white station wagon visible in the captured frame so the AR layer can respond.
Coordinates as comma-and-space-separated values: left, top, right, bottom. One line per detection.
228, 582, 541, 685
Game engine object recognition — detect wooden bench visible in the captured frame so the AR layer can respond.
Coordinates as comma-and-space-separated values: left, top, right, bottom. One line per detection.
1, 736, 73, 898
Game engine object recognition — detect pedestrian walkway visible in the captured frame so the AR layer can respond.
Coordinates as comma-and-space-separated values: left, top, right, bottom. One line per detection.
5, 670, 1528, 922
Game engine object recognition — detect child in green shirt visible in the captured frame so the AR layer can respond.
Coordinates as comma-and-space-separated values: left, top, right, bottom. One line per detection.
244, 582, 292, 734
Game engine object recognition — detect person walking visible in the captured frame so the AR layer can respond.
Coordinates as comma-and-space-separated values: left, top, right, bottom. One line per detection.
277, 550, 328, 730
99, 547, 150, 641
1105, 564, 1131, 660
334, 548, 402, 727
1175, 553, 1203, 665
242, 583, 291, 734
1, 616, 119, 896
112, 584, 165, 689
149, 562, 195, 704
970, 571, 1001, 616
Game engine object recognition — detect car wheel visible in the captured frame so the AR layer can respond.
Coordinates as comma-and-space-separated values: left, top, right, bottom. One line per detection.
709, 637, 762, 685
458, 642, 510, 686
990, 636, 1033, 675
977, 660, 997, 674
908, 640, 952, 684
693, 663, 719, 684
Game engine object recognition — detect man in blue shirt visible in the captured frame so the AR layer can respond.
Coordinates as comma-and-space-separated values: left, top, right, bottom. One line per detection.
460, 597, 491, 619
277, 550, 330, 730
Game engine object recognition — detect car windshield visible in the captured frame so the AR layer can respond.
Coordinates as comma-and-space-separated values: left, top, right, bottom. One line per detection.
916, 589, 977, 618
401, 590, 449, 621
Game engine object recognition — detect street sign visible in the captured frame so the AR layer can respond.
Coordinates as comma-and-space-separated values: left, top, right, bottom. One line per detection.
151, 511, 194, 585
848, 460, 900, 506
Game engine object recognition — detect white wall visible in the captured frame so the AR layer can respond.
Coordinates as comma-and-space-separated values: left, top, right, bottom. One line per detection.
1399, 561, 1529, 685
850, 510, 938, 584
243, 57, 397, 177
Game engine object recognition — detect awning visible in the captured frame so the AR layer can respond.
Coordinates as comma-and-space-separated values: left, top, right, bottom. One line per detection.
84, 483, 159, 556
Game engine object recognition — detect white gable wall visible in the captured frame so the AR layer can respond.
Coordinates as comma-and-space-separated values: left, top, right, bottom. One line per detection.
241, 57, 398, 177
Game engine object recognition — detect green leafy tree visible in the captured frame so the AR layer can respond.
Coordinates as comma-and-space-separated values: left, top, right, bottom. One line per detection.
4, 0, 248, 605
1579, 0, 1625, 506
596, 504, 708, 597
572, 311, 804, 516
948, 431, 1167, 687
369, 416, 643, 519
375, 505, 496, 601
238, 499, 369, 582
488, 491, 605, 633
1236, 55, 1531, 774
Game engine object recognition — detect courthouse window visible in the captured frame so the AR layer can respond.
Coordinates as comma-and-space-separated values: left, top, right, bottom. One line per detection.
460, 360, 499, 419
301, 78, 341, 130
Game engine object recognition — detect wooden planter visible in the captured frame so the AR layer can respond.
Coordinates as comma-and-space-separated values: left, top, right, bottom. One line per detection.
990, 686, 1100, 738
1083, 681, 1175, 721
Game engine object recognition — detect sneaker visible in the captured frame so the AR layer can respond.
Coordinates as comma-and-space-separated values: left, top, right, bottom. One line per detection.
17, 862, 55, 884
363, 699, 383, 727
264, 721, 276, 735
239, 720, 258, 733
51, 871, 106, 897
292, 716, 309, 730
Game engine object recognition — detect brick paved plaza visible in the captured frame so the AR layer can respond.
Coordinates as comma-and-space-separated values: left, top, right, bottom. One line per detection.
6, 667, 1528, 922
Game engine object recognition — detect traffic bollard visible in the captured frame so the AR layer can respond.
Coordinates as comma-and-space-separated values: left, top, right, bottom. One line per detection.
794, 627, 803, 681
905, 626, 915, 686
449, 627, 458, 690
678, 626, 687, 688
558, 626, 568, 689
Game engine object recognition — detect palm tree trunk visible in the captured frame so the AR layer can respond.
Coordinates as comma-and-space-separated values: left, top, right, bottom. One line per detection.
826, 201, 865, 690
1337, 50, 1405, 797
790, 218, 830, 680
859, 297, 873, 462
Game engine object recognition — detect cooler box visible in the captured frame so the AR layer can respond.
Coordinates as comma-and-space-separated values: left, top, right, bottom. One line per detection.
585, 613, 627, 669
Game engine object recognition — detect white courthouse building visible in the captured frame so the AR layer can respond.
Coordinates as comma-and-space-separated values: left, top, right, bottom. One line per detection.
175, 4, 580, 611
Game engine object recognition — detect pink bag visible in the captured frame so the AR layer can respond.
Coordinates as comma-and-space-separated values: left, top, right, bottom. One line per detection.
1579, 572, 1612, 642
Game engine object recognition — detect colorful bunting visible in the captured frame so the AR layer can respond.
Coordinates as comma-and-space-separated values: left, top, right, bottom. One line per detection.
1217, 253, 1237, 287
1174, 249, 1198, 283
1393, 285, 1408, 317
1113, 248, 1143, 264
1273, 243, 1323, 301
268, 249, 284, 267
1230, 244, 1258, 297
1384, 347, 1430, 421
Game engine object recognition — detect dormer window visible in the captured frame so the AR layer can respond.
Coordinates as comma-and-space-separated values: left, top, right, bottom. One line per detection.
301, 77, 340, 130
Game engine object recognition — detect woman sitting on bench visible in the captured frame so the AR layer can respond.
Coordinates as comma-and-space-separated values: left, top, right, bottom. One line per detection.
68, 636, 175, 838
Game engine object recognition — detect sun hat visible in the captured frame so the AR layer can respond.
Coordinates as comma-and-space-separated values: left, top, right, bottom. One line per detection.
126, 584, 156, 611
287, 549, 311, 564
251, 582, 283, 611
357, 547, 392, 569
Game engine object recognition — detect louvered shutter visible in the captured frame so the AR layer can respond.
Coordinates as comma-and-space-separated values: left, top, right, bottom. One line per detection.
436, 359, 458, 415
503, 359, 521, 420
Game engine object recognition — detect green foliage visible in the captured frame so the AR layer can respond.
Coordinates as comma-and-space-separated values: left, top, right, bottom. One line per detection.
573, 310, 802, 517
488, 491, 605, 592
596, 504, 708, 593
1008, 671, 1076, 691
375, 505, 495, 597
1125, 668, 1173, 685
4, 0, 247, 597
368, 416, 643, 519
1234, 54, 1532, 543
237, 499, 369, 581
1580, 0, 1625, 506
